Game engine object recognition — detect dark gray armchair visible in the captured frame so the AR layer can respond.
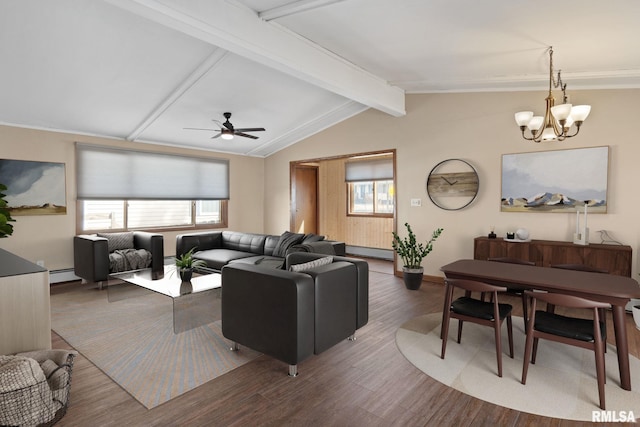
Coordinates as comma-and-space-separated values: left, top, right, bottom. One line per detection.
73, 231, 164, 285
221, 253, 368, 376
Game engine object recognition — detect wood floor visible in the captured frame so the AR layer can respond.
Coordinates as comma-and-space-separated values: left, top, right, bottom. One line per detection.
51, 258, 640, 426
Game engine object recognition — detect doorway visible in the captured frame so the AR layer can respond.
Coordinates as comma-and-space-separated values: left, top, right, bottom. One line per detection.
290, 164, 318, 234
289, 150, 396, 257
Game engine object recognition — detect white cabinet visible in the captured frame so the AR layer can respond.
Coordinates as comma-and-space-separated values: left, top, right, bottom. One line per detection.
0, 248, 51, 354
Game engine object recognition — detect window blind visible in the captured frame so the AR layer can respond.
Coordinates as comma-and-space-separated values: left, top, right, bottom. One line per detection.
76, 143, 229, 200
345, 158, 394, 182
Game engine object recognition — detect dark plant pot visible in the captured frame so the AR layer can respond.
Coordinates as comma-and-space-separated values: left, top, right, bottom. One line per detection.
179, 268, 193, 283
402, 267, 424, 290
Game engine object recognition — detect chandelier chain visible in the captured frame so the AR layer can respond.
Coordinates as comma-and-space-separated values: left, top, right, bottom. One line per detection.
549, 47, 568, 103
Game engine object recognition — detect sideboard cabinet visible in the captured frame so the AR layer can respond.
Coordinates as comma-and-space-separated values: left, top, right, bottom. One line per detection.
473, 236, 632, 277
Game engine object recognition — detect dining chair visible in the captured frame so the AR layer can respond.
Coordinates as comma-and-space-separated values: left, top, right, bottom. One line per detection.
441, 278, 514, 377
487, 257, 535, 328
550, 263, 609, 350
521, 290, 609, 409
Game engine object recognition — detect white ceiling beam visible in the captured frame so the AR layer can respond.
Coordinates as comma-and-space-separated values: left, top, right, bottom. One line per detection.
259, 0, 349, 21
126, 49, 229, 141
104, 0, 405, 117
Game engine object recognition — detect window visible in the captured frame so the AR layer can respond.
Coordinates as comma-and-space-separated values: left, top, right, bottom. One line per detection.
348, 180, 394, 216
345, 156, 394, 217
79, 200, 226, 233
76, 144, 229, 233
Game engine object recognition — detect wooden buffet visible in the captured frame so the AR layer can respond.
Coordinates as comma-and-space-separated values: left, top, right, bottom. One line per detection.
473, 236, 632, 277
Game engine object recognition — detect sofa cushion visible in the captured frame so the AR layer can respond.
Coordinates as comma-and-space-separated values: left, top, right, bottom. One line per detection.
195, 248, 256, 271
230, 255, 285, 269
273, 231, 305, 257
97, 232, 134, 252
222, 231, 268, 254
289, 256, 334, 272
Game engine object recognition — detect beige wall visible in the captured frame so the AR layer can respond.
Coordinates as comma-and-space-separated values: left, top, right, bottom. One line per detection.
265, 90, 640, 278
0, 125, 264, 270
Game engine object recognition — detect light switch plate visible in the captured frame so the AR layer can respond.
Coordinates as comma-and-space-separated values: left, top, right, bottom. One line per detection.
410, 198, 421, 207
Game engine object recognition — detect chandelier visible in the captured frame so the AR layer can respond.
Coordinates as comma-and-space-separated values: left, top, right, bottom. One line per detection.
514, 47, 591, 142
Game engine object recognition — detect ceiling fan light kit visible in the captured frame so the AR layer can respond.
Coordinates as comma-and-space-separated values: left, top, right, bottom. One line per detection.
514, 47, 591, 143
184, 112, 265, 141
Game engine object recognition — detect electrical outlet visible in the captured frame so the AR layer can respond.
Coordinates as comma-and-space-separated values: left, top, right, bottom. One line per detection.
410, 198, 422, 207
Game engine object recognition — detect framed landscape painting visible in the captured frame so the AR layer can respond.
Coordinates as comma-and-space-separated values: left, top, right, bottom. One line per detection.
501, 146, 608, 213
0, 159, 67, 215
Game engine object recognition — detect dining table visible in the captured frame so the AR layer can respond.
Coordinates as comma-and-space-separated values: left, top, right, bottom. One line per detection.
440, 259, 640, 391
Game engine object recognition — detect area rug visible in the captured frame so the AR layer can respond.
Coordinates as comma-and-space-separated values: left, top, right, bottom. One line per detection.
50, 284, 260, 409
396, 313, 640, 422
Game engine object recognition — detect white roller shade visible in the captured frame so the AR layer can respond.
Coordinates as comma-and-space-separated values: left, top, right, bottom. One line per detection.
76, 143, 229, 200
345, 158, 393, 182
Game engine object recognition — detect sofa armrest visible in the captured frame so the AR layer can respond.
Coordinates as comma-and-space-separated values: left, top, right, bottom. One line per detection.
286, 253, 369, 329
221, 263, 315, 366
176, 231, 223, 258
74, 235, 109, 282
304, 262, 357, 353
133, 231, 164, 273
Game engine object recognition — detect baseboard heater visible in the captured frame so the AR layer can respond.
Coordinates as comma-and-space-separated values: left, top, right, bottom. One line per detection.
345, 245, 393, 261
49, 268, 80, 284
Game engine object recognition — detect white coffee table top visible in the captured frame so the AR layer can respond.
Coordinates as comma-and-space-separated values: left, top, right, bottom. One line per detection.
109, 264, 221, 298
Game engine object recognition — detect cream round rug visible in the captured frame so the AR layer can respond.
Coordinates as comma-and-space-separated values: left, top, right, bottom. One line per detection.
396, 313, 640, 422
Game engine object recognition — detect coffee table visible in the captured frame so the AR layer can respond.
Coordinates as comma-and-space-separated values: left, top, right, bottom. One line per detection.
108, 265, 221, 334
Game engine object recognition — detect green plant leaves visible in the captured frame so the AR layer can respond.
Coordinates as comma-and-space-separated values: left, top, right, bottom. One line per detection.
392, 222, 443, 268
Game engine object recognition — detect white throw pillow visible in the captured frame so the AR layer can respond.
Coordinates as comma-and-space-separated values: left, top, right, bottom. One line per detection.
289, 256, 333, 272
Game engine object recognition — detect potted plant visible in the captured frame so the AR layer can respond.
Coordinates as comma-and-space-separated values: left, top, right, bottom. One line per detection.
0, 183, 15, 238
392, 222, 443, 290
174, 247, 207, 282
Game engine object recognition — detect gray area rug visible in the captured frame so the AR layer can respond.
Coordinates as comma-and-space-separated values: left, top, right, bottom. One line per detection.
50, 284, 260, 409
396, 313, 640, 422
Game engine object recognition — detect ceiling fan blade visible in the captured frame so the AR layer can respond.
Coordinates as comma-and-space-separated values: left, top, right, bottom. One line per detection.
234, 127, 265, 132
184, 127, 219, 131
235, 132, 259, 139
211, 132, 222, 139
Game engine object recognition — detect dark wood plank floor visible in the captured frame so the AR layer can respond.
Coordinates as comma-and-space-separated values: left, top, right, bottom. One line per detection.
51, 258, 640, 426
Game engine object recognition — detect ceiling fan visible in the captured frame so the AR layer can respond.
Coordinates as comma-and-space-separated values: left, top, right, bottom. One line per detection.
184, 112, 265, 140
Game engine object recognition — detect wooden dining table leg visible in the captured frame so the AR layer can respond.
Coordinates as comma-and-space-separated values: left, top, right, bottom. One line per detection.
612, 303, 631, 390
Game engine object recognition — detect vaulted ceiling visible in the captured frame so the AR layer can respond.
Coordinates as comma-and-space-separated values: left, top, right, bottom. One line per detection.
2, 0, 639, 157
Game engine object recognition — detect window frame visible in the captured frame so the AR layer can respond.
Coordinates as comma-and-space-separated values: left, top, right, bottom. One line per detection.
347, 179, 394, 218
76, 199, 228, 234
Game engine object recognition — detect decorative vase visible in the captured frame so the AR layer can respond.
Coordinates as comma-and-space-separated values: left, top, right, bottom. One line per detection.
402, 267, 424, 290
632, 304, 640, 331
179, 268, 193, 283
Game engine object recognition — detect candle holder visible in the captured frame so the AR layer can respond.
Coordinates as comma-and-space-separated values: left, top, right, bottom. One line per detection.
488, 225, 496, 239
573, 203, 589, 246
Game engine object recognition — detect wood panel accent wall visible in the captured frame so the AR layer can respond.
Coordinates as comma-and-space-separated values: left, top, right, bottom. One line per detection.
318, 158, 393, 249
474, 236, 632, 277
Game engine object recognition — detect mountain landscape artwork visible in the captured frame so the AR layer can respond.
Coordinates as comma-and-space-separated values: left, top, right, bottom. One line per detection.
0, 159, 66, 215
501, 146, 608, 213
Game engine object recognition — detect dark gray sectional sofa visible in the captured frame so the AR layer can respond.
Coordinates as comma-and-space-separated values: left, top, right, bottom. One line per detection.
175, 230, 345, 272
